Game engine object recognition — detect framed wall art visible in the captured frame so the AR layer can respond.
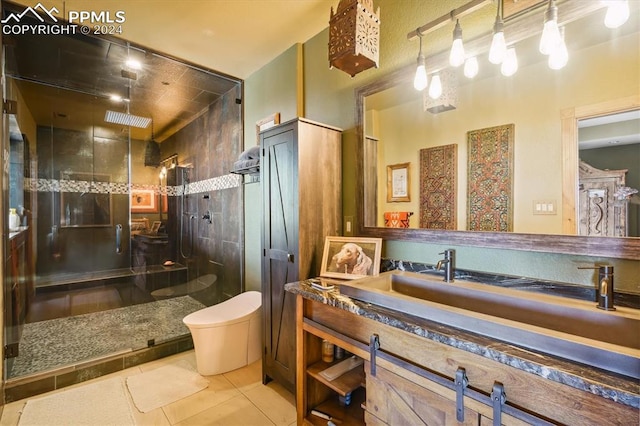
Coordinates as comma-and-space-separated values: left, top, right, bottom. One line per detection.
130, 189, 157, 213
320, 236, 382, 280
387, 162, 411, 202
256, 112, 280, 144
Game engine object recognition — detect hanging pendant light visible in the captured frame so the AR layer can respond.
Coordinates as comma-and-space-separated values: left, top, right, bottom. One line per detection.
464, 56, 479, 78
413, 30, 428, 91
539, 0, 561, 55
488, 2, 506, 65
501, 47, 518, 76
548, 26, 568, 70
428, 73, 443, 99
449, 19, 465, 67
604, 0, 630, 29
328, 0, 380, 77
144, 120, 161, 167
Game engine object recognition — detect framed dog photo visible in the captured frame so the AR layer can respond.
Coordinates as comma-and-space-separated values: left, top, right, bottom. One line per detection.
320, 236, 382, 280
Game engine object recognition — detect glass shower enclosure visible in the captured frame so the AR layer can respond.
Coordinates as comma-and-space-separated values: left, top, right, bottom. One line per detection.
1, 3, 242, 381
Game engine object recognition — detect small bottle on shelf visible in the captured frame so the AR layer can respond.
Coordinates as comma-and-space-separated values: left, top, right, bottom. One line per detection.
322, 340, 334, 363
9, 208, 20, 231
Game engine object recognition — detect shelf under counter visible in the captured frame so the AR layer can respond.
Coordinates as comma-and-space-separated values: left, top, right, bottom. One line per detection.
307, 359, 365, 397
304, 387, 366, 426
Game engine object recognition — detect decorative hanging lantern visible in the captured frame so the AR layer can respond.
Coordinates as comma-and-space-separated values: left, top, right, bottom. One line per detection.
329, 0, 380, 77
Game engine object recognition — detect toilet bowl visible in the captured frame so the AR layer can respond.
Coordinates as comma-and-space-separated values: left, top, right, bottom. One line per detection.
183, 291, 262, 375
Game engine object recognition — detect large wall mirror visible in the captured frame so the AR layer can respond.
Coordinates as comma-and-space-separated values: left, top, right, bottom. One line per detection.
356, 1, 640, 260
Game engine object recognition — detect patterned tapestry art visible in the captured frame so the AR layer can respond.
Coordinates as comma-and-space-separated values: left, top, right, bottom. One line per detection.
419, 144, 457, 229
466, 124, 514, 232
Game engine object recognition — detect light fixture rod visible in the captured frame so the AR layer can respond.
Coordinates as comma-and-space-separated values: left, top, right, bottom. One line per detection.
407, 0, 492, 40
406, 0, 607, 76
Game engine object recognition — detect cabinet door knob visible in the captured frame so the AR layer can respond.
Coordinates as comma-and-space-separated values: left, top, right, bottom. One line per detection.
287, 253, 294, 263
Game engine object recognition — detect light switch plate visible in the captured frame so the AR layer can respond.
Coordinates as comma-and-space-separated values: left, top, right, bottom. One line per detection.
533, 200, 557, 215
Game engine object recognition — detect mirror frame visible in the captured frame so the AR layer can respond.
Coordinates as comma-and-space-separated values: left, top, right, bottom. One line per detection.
355, 66, 640, 261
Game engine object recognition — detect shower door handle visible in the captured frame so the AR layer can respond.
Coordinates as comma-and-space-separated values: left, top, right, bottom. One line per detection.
115, 224, 122, 253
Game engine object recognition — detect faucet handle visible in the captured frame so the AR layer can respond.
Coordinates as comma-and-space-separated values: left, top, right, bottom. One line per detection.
578, 265, 613, 274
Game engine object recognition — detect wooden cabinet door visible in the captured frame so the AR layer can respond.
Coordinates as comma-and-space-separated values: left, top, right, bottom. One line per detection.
261, 125, 298, 392
366, 365, 479, 426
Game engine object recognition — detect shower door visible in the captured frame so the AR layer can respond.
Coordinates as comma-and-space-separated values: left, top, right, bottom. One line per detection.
1, 14, 139, 378
3, 77, 134, 379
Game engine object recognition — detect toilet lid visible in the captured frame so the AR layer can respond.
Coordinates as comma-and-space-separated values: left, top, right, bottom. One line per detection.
183, 291, 261, 327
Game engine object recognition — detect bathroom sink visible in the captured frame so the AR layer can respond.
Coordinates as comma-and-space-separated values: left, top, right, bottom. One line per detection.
338, 270, 640, 379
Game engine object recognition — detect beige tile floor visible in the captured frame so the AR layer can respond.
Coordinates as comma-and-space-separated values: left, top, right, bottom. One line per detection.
0, 351, 297, 426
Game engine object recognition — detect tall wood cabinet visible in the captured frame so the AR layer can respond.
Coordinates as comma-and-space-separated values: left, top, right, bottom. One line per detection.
260, 118, 342, 393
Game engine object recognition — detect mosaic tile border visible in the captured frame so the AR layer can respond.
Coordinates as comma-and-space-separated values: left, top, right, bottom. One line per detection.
25, 174, 241, 196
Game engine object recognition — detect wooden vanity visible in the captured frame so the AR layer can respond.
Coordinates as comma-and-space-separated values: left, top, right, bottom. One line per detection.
288, 279, 639, 425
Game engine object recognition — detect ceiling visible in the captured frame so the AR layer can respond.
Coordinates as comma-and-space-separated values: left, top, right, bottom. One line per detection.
4, 0, 336, 142
8, 0, 336, 79
8, 1, 637, 149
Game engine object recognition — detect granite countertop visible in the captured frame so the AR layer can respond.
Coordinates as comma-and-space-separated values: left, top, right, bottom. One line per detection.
285, 275, 639, 409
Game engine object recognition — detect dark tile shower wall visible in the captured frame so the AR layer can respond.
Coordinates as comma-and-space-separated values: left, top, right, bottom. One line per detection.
160, 86, 244, 304
35, 127, 130, 276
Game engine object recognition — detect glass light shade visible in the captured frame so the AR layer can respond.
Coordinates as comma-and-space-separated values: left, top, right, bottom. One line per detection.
464, 56, 479, 78
548, 44, 568, 69
449, 20, 465, 67
428, 74, 443, 99
604, 0, 630, 28
539, 19, 561, 55
501, 47, 518, 76
489, 31, 506, 64
449, 39, 465, 67
414, 60, 428, 91
548, 30, 568, 70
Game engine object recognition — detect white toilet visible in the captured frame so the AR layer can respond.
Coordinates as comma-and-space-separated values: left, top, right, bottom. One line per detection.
183, 291, 262, 375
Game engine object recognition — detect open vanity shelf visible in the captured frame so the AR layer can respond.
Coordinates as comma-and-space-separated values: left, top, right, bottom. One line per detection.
301, 334, 366, 425
298, 292, 367, 425
307, 359, 365, 397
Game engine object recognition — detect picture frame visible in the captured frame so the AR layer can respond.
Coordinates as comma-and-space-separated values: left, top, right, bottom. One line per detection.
387, 162, 411, 202
131, 189, 157, 212
256, 112, 280, 144
320, 236, 382, 280
130, 218, 150, 233
151, 220, 162, 234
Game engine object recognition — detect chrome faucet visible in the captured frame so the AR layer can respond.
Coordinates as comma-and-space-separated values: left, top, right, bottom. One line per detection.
436, 249, 455, 283
578, 265, 615, 310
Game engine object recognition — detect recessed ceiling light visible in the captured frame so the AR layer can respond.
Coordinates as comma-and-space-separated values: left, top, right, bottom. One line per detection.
109, 95, 131, 103
125, 59, 142, 70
